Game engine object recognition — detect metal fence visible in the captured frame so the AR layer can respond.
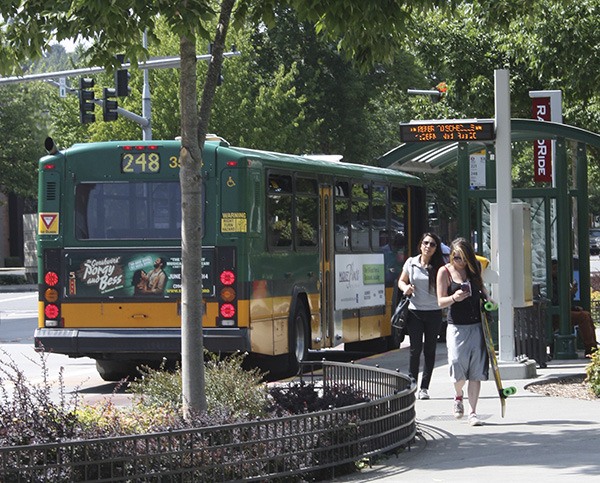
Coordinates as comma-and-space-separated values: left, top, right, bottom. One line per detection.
591, 300, 600, 327
0, 361, 416, 482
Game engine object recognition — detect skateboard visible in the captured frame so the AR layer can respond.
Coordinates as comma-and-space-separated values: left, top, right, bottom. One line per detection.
481, 301, 517, 417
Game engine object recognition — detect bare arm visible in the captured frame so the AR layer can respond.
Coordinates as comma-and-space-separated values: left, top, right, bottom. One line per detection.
398, 270, 414, 296
436, 265, 468, 308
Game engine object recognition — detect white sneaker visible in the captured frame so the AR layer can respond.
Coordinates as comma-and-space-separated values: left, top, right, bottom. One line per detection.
469, 413, 483, 426
453, 397, 464, 419
418, 389, 430, 400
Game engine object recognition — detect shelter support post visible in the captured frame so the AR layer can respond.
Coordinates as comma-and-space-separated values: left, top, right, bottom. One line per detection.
554, 139, 577, 359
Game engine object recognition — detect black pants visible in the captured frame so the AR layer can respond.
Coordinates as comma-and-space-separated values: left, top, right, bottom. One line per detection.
407, 309, 443, 390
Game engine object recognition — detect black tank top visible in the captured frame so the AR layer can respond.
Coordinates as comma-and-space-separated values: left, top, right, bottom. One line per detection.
446, 278, 482, 326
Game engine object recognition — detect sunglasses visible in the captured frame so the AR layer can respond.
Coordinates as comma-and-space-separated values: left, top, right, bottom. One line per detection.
422, 240, 437, 247
452, 256, 464, 262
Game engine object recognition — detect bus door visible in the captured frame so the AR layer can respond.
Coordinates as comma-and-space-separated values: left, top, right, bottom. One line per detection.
319, 185, 336, 347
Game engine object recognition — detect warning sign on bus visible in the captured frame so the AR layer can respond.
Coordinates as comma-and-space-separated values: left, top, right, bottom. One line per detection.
38, 212, 59, 235
221, 212, 247, 233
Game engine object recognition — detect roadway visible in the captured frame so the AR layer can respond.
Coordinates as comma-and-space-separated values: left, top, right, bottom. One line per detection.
0, 291, 129, 405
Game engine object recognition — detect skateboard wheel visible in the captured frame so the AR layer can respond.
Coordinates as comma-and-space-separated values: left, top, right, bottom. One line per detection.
484, 301, 498, 311
502, 386, 517, 397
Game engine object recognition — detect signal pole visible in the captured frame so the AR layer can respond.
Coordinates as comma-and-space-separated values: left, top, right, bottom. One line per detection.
0, 47, 240, 140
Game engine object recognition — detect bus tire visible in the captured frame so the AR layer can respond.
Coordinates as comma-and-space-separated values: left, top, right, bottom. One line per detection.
96, 360, 138, 382
288, 306, 309, 375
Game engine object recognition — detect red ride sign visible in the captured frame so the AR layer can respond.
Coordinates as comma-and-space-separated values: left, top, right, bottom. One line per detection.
532, 97, 552, 183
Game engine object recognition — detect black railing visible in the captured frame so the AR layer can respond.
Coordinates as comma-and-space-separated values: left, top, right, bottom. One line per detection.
0, 361, 416, 482
514, 299, 548, 367
590, 300, 600, 327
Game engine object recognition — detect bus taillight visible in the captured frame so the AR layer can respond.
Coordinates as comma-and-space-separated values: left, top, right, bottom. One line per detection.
44, 304, 59, 319
220, 270, 235, 286
45, 271, 59, 286
42, 250, 62, 327
220, 286, 236, 302
44, 288, 59, 303
220, 303, 236, 318
217, 264, 237, 326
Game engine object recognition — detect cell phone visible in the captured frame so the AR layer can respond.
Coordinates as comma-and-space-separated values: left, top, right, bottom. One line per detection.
460, 282, 471, 294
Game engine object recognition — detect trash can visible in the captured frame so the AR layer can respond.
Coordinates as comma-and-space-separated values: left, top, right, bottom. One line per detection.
514, 299, 548, 368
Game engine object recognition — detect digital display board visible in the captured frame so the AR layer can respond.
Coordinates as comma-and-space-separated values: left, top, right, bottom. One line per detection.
121, 152, 161, 173
399, 120, 495, 143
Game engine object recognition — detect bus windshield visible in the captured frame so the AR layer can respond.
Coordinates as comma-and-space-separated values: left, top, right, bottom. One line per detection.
75, 181, 182, 240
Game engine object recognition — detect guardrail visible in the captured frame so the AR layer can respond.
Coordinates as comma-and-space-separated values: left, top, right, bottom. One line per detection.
0, 360, 416, 481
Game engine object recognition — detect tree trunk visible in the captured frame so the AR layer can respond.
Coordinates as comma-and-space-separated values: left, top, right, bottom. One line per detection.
179, 32, 206, 418
178, 0, 236, 420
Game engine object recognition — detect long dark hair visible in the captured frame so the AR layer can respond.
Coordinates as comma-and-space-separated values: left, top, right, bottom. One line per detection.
450, 237, 484, 292
418, 232, 444, 292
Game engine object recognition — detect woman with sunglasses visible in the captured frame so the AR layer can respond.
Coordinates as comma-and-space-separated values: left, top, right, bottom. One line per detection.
398, 232, 445, 400
436, 237, 490, 427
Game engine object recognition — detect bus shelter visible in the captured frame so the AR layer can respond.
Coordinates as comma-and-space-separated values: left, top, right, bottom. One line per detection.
378, 119, 600, 359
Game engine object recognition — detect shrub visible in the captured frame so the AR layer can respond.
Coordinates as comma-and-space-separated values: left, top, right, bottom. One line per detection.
267, 381, 368, 416
204, 351, 268, 419
0, 350, 373, 481
585, 350, 600, 397
590, 271, 600, 294
127, 351, 269, 419
0, 349, 82, 446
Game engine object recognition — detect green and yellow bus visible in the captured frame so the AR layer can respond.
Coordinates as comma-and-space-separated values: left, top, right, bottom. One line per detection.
35, 137, 426, 380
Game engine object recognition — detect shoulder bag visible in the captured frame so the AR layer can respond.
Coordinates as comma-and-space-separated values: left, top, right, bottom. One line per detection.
391, 262, 413, 332
391, 294, 410, 331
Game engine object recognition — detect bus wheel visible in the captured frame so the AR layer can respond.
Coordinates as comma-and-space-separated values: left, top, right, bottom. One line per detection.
288, 307, 309, 375
96, 360, 138, 382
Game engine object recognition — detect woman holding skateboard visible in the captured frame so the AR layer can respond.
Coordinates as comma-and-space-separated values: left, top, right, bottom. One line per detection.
398, 232, 445, 400
436, 237, 490, 427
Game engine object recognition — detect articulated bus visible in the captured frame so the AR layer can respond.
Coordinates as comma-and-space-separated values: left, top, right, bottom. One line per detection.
35, 137, 426, 380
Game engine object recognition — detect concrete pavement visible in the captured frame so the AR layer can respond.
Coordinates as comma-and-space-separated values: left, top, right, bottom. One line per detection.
334, 338, 600, 482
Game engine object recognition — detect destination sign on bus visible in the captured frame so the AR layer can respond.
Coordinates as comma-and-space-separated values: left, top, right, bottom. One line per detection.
121, 152, 161, 173
399, 119, 495, 143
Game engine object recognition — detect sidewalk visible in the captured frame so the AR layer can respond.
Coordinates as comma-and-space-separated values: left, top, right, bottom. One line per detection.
334, 339, 600, 482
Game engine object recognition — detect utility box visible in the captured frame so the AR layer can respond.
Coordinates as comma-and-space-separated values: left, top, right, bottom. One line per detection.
490, 202, 533, 308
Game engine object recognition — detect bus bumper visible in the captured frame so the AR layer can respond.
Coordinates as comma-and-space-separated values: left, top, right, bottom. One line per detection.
33, 327, 251, 358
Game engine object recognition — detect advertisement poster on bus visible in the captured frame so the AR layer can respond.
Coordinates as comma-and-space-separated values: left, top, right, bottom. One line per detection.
334, 254, 385, 310
64, 249, 215, 298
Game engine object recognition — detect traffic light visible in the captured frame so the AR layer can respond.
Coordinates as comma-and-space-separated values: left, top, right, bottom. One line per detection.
78, 77, 95, 124
114, 54, 130, 97
102, 88, 118, 122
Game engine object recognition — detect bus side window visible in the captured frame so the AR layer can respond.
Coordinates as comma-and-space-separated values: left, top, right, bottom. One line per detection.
390, 186, 408, 264
268, 174, 293, 248
350, 182, 370, 251
372, 184, 388, 251
295, 178, 318, 248
334, 181, 350, 251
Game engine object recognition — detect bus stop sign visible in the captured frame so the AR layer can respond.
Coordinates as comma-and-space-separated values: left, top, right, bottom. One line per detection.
399, 119, 496, 143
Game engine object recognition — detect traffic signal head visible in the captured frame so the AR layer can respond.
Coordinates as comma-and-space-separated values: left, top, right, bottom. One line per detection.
78, 77, 95, 124
102, 88, 118, 122
114, 54, 130, 97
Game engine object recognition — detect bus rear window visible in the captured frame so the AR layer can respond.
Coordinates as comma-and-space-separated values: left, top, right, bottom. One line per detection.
75, 182, 182, 240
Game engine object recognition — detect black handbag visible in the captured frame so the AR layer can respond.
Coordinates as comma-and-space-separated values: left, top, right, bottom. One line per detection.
391, 295, 410, 331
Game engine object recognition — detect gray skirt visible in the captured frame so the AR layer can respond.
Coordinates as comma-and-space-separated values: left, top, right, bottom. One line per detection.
446, 323, 489, 382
